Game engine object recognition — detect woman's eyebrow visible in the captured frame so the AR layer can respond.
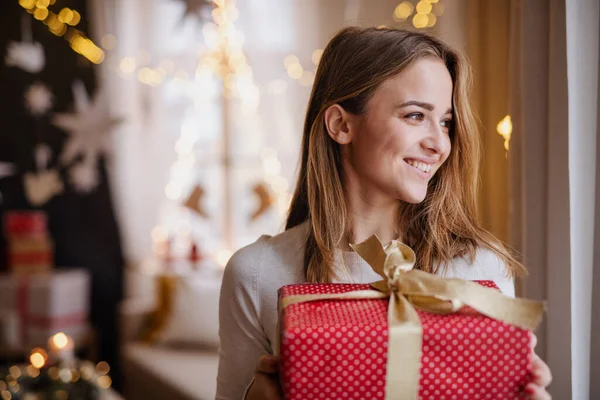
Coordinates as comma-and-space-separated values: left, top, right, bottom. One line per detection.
397, 100, 453, 115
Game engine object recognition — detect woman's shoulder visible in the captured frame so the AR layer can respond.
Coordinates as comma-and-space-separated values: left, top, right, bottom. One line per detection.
223, 221, 309, 287
445, 246, 515, 297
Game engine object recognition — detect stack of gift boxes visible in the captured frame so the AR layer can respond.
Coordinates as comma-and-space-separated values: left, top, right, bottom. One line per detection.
0, 211, 90, 352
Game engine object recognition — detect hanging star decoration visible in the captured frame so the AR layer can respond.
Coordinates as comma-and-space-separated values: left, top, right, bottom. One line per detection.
52, 80, 122, 193
250, 182, 273, 221
173, 0, 214, 22
183, 184, 209, 218
24, 82, 54, 116
23, 169, 64, 206
4, 14, 45, 74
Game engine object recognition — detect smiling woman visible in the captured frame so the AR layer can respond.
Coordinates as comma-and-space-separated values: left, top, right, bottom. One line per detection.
217, 26, 552, 400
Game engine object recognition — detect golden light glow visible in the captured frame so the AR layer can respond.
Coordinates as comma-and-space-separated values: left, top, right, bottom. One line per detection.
59, 368, 73, 383
30, 348, 47, 369
55, 390, 68, 400
0, 382, 5, 391
97, 376, 112, 389
412, 13, 429, 28
8, 367, 21, 379
284, 55, 299, 68
19, 0, 36, 9
26, 366, 40, 378
68, 10, 81, 26
51, 332, 68, 349
119, 57, 136, 74
287, 63, 303, 79
426, 13, 437, 27
71, 369, 81, 382
299, 71, 314, 87
58, 8, 74, 24
394, 1, 414, 20
48, 367, 59, 380
311, 49, 324, 65
496, 115, 512, 151
271, 176, 289, 194
1, 390, 11, 400
96, 361, 111, 375
101, 34, 117, 50
33, 7, 49, 20
36, 0, 50, 7
416, 1, 433, 14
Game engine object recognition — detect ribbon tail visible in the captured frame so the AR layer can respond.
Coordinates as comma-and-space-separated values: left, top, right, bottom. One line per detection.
386, 293, 422, 400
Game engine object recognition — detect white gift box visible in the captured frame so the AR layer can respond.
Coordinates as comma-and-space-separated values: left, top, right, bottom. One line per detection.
0, 269, 90, 349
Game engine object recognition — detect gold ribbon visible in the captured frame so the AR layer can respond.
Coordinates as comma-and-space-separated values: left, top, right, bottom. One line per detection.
279, 235, 546, 400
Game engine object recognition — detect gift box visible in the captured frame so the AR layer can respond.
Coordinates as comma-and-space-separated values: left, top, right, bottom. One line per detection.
278, 237, 545, 400
0, 269, 90, 349
6, 236, 54, 274
3, 211, 54, 274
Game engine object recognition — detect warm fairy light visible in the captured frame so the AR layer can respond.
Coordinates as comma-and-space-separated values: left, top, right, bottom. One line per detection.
1, 390, 11, 400
58, 8, 74, 24
96, 361, 111, 375
426, 13, 437, 27
271, 176, 289, 194
412, 13, 429, 28
48, 367, 59, 380
394, 1, 414, 20
299, 71, 315, 87
119, 57, 136, 74
311, 49, 324, 65
52, 332, 69, 349
30, 348, 47, 368
68, 10, 81, 26
26, 366, 40, 378
497, 115, 512, 151
284, 55, 299, 68
19, 0, 36, 9
416, 1, 433, 14
287, 63, 303, 79
55, 390, 68, 400
97, 376, 112, 389
36, 0, 50, 7
59, 368, 73, 383
33, 7, 49, 20
8, 367, 21, 379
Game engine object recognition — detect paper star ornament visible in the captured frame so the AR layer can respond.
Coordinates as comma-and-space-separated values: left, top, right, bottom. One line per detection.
5, 40, 45, 74
24, 82, 54, 116
52, 80, 121, 167
23, 169, 64, 206
68, 158, 100, 193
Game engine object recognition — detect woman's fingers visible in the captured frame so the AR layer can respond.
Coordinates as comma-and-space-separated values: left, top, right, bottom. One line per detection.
531, 353, 552, 387
256, 354, 280, 374
526, 383, 551, 400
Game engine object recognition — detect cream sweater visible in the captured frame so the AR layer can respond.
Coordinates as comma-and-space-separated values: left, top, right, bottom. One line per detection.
216, 222, 515, 400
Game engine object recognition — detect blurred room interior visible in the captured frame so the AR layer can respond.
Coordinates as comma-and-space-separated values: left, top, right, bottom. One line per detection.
0, 0, 598, 399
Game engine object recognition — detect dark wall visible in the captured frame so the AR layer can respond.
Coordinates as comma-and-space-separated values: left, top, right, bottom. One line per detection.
0, 0, 124, 388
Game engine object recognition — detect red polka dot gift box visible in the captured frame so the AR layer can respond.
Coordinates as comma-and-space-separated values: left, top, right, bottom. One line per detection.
277, 236, 546, 400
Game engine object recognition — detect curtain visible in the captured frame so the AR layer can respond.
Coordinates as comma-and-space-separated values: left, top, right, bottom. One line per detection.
509, 0, 599, 398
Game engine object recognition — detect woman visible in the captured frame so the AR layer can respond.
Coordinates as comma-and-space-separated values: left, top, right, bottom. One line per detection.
217, 27, 552, 400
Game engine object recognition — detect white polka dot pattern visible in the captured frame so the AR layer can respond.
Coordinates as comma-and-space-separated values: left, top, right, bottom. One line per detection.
279, 281, 533, 400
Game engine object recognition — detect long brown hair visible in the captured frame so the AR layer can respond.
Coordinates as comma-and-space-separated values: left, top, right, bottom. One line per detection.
286, 26, 526, 283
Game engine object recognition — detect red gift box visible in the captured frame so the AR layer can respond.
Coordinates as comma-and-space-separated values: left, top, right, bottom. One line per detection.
3, 211, 48, 237
279, 281, 534, 400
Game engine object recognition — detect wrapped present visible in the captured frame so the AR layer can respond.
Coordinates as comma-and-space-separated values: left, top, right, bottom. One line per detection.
3, 211, 48, 238
3, 211, 54, 274
0, 269, 90, 349
278, 236, 545, 400
7, 236, 54, 274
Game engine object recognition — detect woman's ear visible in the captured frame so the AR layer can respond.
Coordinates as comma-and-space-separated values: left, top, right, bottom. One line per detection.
324, 104, 354, 145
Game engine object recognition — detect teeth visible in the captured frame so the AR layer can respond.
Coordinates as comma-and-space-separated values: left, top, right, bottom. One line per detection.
407, 159, 432, 173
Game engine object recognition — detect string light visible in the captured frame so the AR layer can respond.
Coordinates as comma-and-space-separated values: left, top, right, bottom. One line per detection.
18, 0, 104, 64
391, 0, 444, 28
496, 115, 512, 152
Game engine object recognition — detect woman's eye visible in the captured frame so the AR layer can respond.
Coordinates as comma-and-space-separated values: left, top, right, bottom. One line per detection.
441, 119, 453, 130
405, 113, 424, 121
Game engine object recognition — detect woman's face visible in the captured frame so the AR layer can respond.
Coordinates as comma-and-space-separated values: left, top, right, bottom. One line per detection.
344, 57, 453, 204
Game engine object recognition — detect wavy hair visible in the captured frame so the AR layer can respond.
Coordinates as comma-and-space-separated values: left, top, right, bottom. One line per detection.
286, 26, 526, 283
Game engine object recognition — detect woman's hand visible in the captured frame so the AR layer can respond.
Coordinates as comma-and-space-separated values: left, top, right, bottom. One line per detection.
246, 354, 283, 400
525, 334, 552, 399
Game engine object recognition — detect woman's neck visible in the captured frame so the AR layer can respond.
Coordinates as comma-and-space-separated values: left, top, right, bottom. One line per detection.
345, 197, 400, 248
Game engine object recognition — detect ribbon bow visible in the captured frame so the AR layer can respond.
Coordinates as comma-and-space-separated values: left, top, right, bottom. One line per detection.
280, 236, 546, 400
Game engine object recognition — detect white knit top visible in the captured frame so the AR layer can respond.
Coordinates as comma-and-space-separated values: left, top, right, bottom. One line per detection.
216, 222, 515, 400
